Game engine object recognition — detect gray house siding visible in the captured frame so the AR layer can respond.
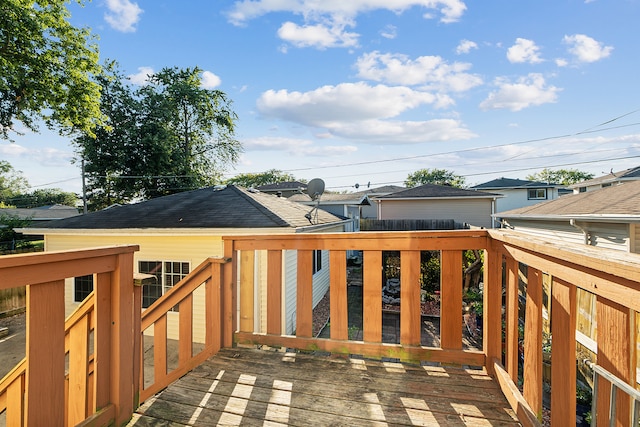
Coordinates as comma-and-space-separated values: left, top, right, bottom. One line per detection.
379, 199, 494, 228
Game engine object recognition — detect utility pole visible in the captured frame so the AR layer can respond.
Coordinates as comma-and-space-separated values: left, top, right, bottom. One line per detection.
82, 159, 87, 214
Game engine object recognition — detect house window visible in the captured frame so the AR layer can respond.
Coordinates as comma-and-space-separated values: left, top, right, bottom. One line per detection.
74, 275, 94, 302
579, 187, 587, 193
312, 250, 322, 274
139, 260, 190, 308
527, 188, 547, 200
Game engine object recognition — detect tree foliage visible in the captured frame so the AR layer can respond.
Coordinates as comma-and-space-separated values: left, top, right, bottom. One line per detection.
74, 63, 242, 209
225, 169, 298, 188
0, 160, 29, 203
404, 168, 466, 188
8, 188, 77, 208
526, 168, 595, 185
0, 0, 103, 139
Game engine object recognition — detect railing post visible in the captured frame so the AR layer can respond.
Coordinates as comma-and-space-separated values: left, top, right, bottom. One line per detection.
483, 247, 502, 375
110, 253, 135, 425
25, 280, 65, 426
550, 277, 576, 426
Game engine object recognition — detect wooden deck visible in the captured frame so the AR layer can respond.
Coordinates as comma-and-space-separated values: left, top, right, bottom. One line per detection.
129, 347, 521, 426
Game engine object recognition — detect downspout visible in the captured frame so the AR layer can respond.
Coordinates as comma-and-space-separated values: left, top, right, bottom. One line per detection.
570, 219, 590, 245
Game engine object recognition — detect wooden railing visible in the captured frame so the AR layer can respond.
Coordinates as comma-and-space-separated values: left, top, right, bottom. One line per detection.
489, 229, 640, 427
223, 229, 640, 427
2, 230, 640, 426
0, 245, 139, 426
139, 257, 228, 402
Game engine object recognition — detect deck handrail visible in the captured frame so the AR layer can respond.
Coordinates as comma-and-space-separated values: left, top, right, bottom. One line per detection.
0, 245, 139, 426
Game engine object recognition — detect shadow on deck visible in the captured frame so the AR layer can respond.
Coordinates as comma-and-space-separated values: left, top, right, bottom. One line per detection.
129, 347, 520, 426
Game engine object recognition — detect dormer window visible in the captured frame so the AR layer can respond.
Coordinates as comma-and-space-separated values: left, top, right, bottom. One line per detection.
528, 188, 547, 200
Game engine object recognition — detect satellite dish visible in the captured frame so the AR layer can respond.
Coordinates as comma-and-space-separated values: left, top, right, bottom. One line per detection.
306, 178, 325, 201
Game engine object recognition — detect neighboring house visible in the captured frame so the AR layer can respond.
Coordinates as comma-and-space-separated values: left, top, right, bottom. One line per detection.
471, 178, 564, 213
289, 192, 370, 231
496, 180, 640, 253
354, 185, 405, 219
19, 185, 350, 338
256, 181, 308, 198
0, 204, 79, 224
375, 184, 502, 229
569, 165, 640, 193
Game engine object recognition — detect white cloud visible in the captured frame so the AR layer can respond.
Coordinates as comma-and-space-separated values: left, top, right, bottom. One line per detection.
256, 82, 475, 143
201, 71, 222, 89
127, 66, 154, 85
507, 38, 543, 64
480, 73, 560, 111
258, 82, 443, 124
243, 136, 358, 156
555, 58, 569, 67
456, 39, 478, 54
227, 1, 467, 25
277, 21, 359, 49
563, 34, 613, 63
355, 51, 482, 93
104, 0, 143, 33
327, 118, 476, 143
380, 25, 397, 39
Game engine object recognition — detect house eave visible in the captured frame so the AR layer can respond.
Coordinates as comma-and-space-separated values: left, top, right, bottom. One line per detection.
493, 214, 640, 223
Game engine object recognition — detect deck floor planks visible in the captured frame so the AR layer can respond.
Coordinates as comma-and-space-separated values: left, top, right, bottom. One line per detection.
130, 347, 521, 426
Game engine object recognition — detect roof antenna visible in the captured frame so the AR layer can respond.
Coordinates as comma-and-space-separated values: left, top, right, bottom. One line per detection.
304, 178, 325, 224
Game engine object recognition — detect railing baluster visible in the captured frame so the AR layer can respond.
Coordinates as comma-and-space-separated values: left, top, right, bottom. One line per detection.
596, 297, 632, 426
68, 314, 90, 424
179, 294, 193, 363
266, 250, 283, 335
441, 250, 462, 350
523, 266, 543, 417
330, 250, 348, 340
504, 256, 519, 381
239, 250, 255, 333
400, 250, 421, 346
363, 251, 382, 343
296, 250, 313, 338
550, 277, 576, 426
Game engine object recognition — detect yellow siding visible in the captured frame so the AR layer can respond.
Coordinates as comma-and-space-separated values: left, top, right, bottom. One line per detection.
48, 233, 223, 342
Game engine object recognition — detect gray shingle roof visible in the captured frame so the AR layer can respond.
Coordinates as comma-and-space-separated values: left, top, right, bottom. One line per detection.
27, 186, 343, 229
568, 166, 640, 188
256, 181, 308, 191
472, 178, 557, 189
377, 183, 501, 199
498, 181, 640, 218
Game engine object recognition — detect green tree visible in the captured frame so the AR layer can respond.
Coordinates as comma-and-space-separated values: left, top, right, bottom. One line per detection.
8, 188, 77, 208
75, 64, 242, 209
225, 169, 298, 188
0, 0, 103, 139
404, 168, 466, 188
141, 66, 241, 192
0, 214, 32, 251
526, 168, 595, 186
0, 161, 29, 204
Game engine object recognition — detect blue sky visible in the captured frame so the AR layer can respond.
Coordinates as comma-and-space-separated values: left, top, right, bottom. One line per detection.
3, 0, 640, 194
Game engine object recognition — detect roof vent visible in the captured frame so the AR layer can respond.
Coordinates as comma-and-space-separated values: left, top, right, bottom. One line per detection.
213, 185, 227, 191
